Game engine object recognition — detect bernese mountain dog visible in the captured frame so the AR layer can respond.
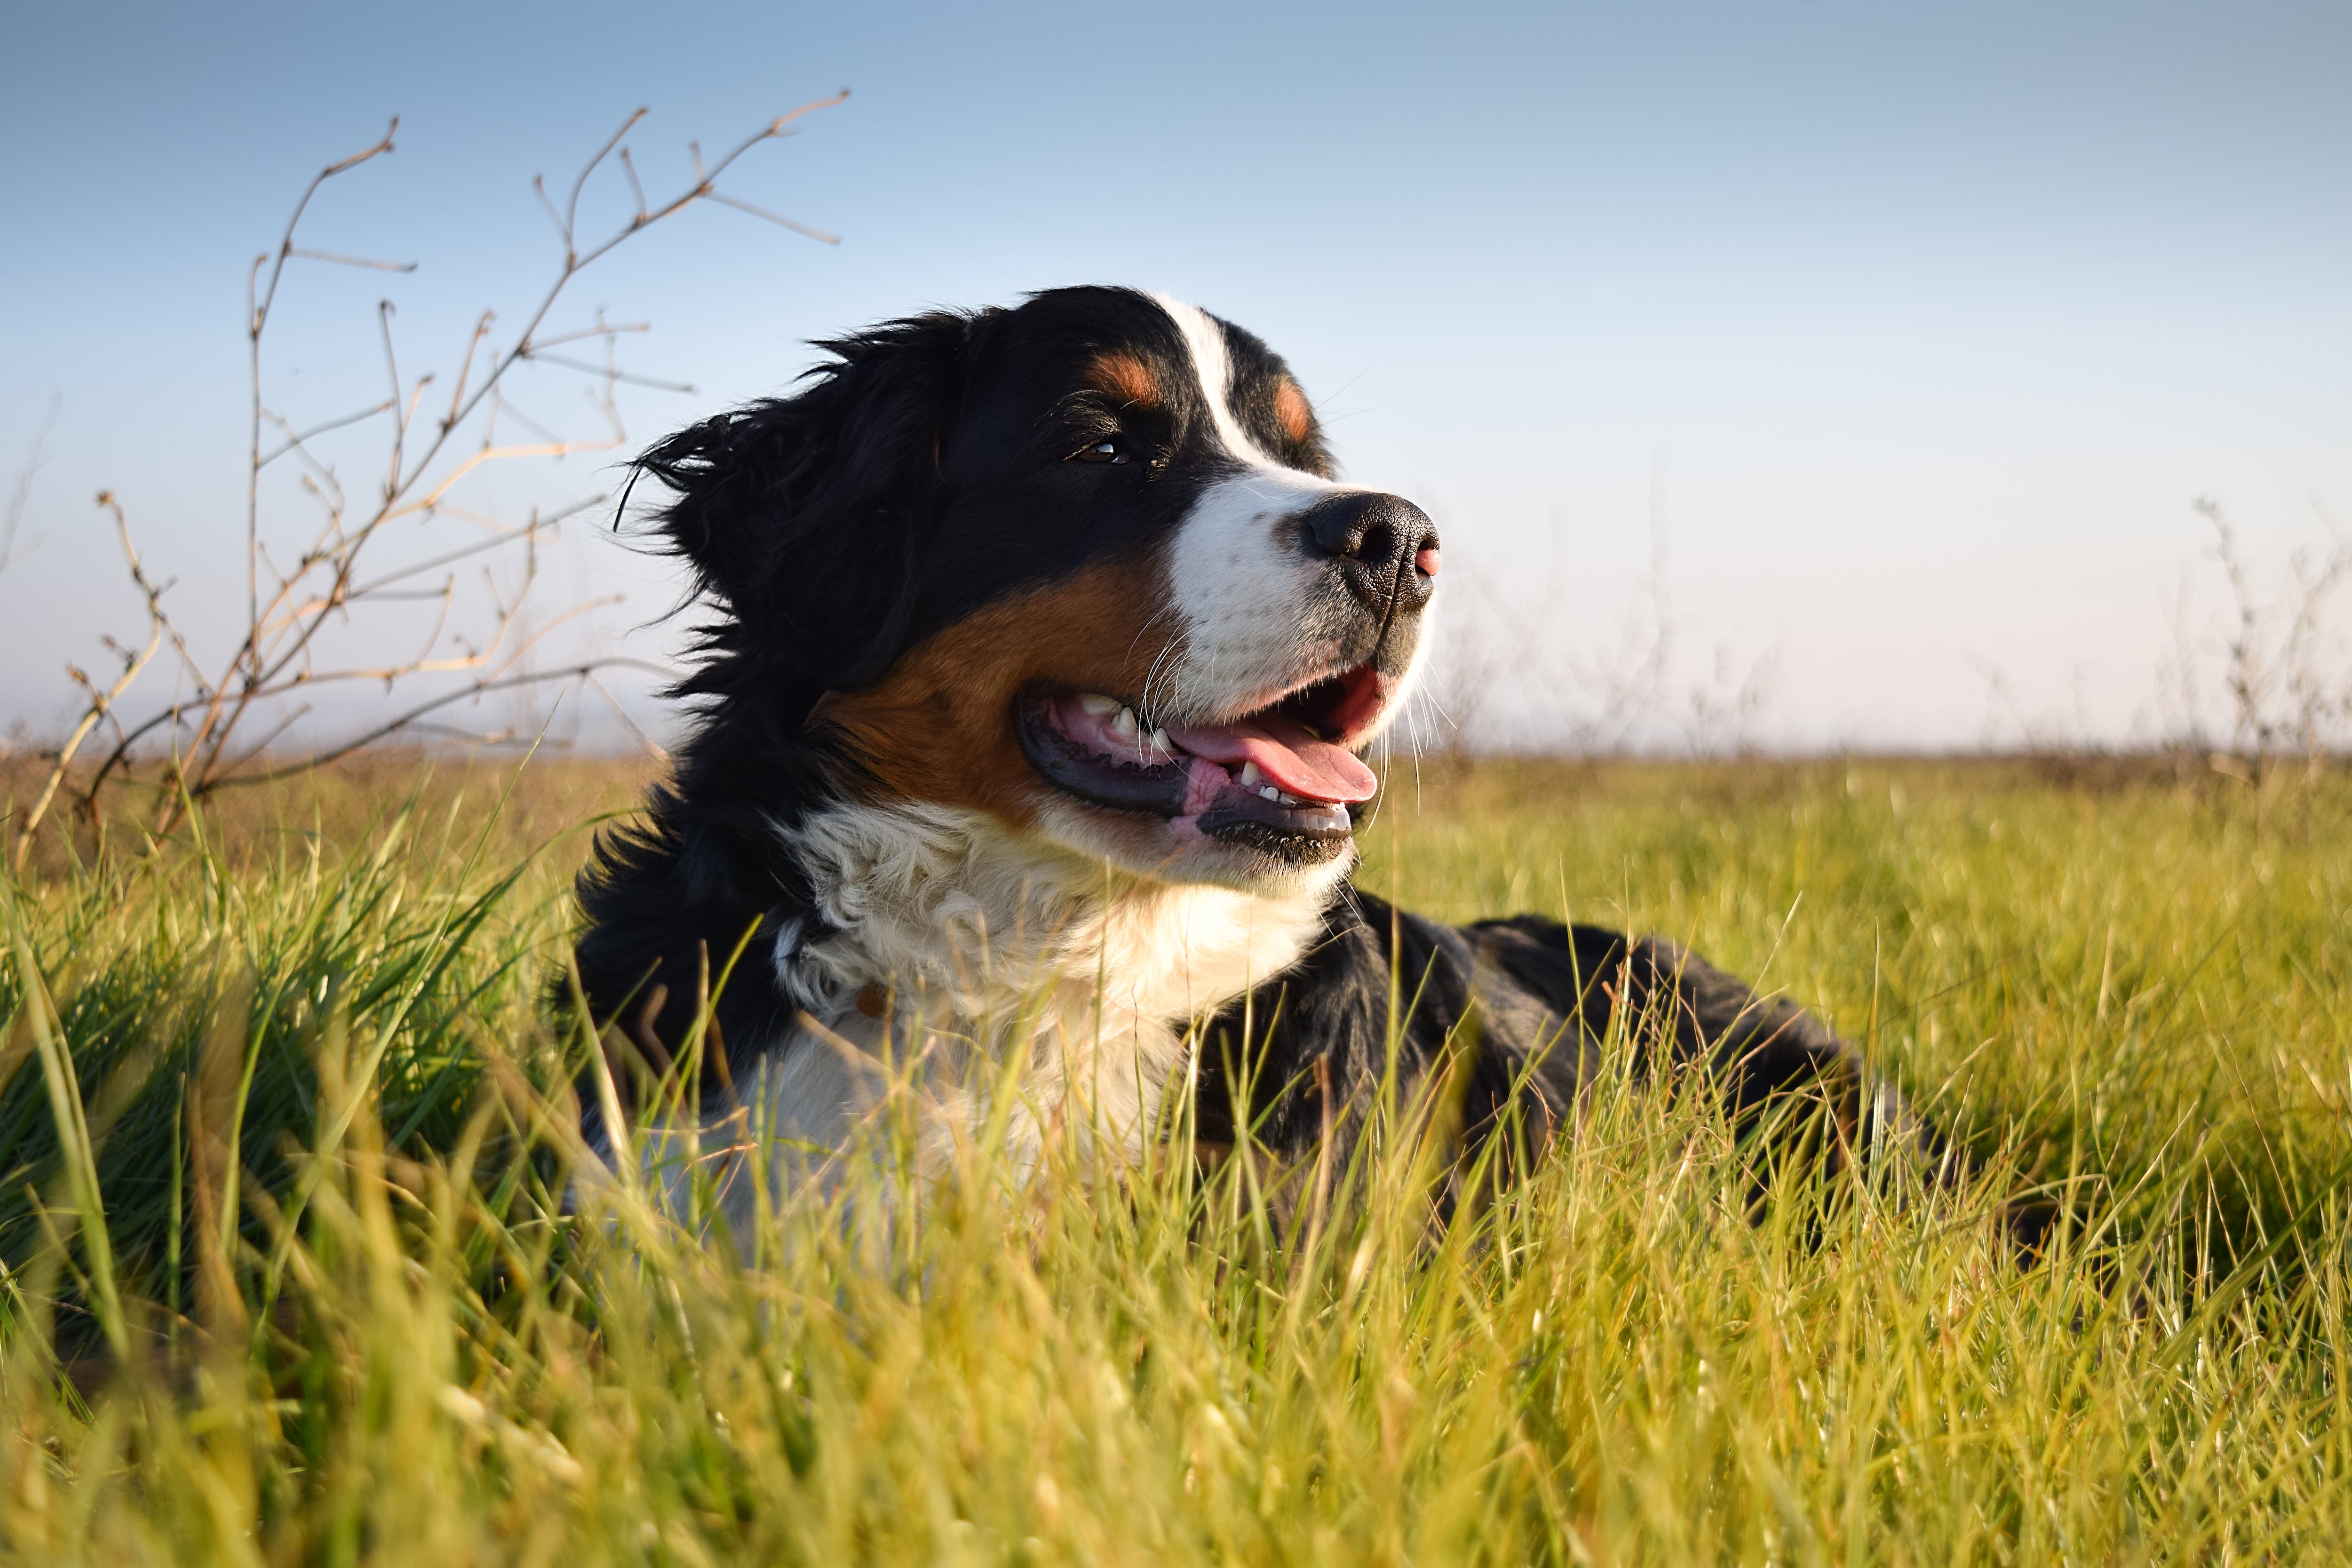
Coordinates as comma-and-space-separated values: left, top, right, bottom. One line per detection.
572, 285, 1934, 1224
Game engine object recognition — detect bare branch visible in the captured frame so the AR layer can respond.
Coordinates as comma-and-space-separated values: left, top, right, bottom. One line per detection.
256, 399, 395, 470
207, 659, 675, 791
246, 117, 397, 671
388, 437, 622, 525
487, 395, 564, 446
702, 190, 841, 247
521, 349, 696, 393
253, 119, 398, 336
344, 514, 569, 600
524, 321, 650, 351
618, 145, 649, 222
378, 299, 407, 498
13, 494, 169, 868
531, 174, 568, 248
406, 92, 846, 503
44, 99, 844, 841
286, 247, 417, 273
584, 669, 671, 762
2, 394, 59, 573
441, 311, 495, 432
211, 704, 317, 779
563, 108, 650, 255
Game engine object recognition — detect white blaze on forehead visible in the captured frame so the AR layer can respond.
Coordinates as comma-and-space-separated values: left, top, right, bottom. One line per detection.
1150, 293, 1287, 469
1150, 293, 1352, 718
1145, 292, 1428, 748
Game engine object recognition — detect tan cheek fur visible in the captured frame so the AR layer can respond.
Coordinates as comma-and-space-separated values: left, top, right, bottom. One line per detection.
815, 557, 1173, 827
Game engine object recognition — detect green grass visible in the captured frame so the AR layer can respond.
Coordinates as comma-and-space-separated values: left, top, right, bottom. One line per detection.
0, 755, 2347, 1564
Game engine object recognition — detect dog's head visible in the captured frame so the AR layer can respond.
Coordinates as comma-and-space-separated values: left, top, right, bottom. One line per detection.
635, 286, 1439, 893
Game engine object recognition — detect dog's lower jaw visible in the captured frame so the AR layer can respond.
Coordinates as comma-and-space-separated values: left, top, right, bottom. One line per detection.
762, 798, 1336, 1166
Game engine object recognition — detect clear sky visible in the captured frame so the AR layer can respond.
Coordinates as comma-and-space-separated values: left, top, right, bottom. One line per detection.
3, 0, 2345, 751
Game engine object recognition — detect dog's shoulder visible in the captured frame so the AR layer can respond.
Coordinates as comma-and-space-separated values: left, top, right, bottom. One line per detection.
1198, 884, 1864, 1155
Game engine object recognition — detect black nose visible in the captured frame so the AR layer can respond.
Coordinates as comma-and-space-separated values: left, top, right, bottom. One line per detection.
1301, 492, 1439, 615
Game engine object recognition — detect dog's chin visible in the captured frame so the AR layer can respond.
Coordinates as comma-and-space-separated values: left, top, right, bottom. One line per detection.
1011, 676, 1390, 896
1028, 792, 1362, 898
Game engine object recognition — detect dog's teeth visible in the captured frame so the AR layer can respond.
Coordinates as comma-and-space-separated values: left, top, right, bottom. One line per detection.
1279, 791, 1300, 806
1146, 726, 1170, 756
1112, 706, 1139, 738
1260, 785, 1280, 801
1239, 762, 1262, 787
1077, 692, 1119, 716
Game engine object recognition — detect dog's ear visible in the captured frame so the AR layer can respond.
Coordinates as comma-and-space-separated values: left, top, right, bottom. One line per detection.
627, 310, 972, 725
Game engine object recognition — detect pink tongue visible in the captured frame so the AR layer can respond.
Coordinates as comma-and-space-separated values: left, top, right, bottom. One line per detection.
1160, 713, 1379, 804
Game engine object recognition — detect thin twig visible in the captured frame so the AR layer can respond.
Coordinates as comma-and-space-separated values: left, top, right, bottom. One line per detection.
441, 312, 495, 432
701, 191, 841, 246
520, 350, 696, 393
51, 98, 844, 839
286, 248, 417, 273
250, 120, 398, 663
209, 660, 675, 790
256, 400, 395, 469
2, 394, 60, 573
13, 496, 169, 868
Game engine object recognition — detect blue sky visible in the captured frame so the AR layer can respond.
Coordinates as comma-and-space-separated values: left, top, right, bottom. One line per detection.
3, 0, 2345, 749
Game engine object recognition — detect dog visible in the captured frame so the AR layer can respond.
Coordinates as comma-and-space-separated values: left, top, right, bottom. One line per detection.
571, 285, 1933, 1224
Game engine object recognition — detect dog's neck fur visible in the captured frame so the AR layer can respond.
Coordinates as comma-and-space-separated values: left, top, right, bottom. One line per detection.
767, 799, 1335, 1153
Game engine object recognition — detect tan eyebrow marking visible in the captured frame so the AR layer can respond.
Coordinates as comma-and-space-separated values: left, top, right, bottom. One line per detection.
1087, 351, 1162, 409
1271, 377, 1313, 444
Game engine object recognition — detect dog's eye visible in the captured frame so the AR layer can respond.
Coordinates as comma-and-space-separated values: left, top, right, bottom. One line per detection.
1073, 439, 1128, 465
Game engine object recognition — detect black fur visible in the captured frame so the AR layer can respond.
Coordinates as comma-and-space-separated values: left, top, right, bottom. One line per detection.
1197, 887, 1925, 1221
574, 287, 1336, 1110
571, 286, 1931, 1211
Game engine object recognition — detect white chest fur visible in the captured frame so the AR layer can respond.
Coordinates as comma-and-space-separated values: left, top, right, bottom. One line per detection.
628, 801, 1336, 1226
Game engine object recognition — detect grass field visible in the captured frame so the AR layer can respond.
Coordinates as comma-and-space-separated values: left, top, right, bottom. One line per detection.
0, 754, 2347, 1564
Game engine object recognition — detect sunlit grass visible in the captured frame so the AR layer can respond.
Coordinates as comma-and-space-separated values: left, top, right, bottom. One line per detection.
0, 755, 2345, 1564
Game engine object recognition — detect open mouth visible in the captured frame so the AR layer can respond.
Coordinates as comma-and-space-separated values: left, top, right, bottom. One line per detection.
1015, 665, 1391, 852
